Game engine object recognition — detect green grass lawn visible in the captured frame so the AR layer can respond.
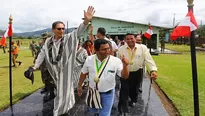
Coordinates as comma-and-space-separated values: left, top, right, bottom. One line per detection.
0, 39, 43, 110
153, 44, 205, 116
0, 40, 204, 116
164, 43, 191, 52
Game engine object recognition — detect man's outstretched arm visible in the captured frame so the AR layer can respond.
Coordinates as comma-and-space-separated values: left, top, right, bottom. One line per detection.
73, 6, 95, 37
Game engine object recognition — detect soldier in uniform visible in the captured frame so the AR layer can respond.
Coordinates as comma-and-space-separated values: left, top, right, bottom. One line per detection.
34, 32, 56, 102
160, 38, 165, 52
29, 40, 37, 57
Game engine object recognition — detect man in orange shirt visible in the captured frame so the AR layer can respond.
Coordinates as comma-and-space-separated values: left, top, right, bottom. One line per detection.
10, 42, 22, 67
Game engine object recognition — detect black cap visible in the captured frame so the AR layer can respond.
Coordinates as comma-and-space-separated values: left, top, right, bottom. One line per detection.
41, 32, 48, 39
24, 67, 34, 84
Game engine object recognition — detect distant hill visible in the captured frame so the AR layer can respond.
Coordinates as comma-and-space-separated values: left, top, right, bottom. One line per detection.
0, 29, 5, 37
14, 27, 77, 37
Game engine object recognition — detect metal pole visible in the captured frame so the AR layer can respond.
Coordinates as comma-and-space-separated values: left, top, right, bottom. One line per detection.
187, 0, 200, 116
9, 15, 13, 109
173, 13, 176, 27
67, 21, 68, 34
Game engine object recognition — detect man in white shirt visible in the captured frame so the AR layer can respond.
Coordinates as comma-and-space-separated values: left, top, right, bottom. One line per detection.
78, 39, 129, 116
118, 36, 127, 48
106, 34, 118, 56
117, 33, 158, 115
90, 27, 115, 56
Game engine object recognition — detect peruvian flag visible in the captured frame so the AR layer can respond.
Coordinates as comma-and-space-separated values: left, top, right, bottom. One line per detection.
0, 24, 12, 46
171, 10, 198, 40
144, 25, 153, 39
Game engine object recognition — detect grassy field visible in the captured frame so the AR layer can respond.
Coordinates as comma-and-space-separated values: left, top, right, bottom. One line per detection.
0, 39, 43, 110
0, 40, 204, 116
165, 43, 191, 52
154, 44, 205, 116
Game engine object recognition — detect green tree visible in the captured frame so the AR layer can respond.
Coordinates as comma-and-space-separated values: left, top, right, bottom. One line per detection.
28, 36, 32, 39
197, 25, 205, 38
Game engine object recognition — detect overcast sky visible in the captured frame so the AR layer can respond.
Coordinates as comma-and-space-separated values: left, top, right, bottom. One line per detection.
0, 0, 204, 32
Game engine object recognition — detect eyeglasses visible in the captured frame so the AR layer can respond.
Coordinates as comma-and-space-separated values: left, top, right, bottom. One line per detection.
99, 48, 110, 51
56, 28, 65, 31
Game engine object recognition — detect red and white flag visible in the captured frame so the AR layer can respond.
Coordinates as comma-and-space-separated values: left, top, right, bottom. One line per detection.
171, 10, 198, 40
144, 25, 153, 39
0, 24, 12, 46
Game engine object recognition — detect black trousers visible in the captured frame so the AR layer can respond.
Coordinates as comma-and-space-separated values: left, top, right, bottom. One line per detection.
118, 77, 129, 113
118, 69, 143, 113
2, 46, 6, 53
139, 68, 144, 91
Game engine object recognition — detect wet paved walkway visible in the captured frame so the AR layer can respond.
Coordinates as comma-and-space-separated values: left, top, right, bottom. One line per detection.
154, 48, 181, 54
0, 77, 168, 116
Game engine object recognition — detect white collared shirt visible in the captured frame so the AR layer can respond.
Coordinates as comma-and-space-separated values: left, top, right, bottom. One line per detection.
117, 43, 157, 72
81, 55, 123, 92
110, 40, 118, 50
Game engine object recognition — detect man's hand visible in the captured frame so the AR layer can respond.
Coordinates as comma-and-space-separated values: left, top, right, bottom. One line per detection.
150, 71, 157, 80
120, 55, 129, 79
121, 55, 129, 67
78, 86, 83, 97
84, 6, 95, 25
32, 66, 37, 71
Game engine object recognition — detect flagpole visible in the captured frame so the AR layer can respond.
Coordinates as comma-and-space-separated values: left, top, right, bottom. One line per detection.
173, 13, 176, 27
9, 15, 13, 109
67, 21, 68, 34
187, 0, 200, 116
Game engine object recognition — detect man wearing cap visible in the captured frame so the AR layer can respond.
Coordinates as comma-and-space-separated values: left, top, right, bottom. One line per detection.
24, 6, 95, 116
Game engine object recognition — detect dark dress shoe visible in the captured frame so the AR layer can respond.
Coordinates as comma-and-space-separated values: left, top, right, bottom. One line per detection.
118, 112, 131, 116
123, 112, 131, 116
94, 113, 99, 116
129, 101, 136, 107
18, 62, 22, 66
139, 89, 142, 93
43, 93, 55, 102
41, 87, 47, 94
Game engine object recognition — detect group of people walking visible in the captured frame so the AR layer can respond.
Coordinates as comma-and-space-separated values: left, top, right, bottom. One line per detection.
24, 6, 158, 116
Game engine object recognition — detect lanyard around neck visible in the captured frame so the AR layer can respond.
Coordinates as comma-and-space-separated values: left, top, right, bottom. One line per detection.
95, 55, 106, 75
127, 47, 136, 62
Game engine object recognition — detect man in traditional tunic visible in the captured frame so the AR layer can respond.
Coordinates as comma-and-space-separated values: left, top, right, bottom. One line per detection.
27, 6, 95, 116
73, 42, 88, 89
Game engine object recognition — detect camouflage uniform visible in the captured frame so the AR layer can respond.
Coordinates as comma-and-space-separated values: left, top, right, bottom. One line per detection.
29, 41, 37, 57
34, 32, 56, 101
